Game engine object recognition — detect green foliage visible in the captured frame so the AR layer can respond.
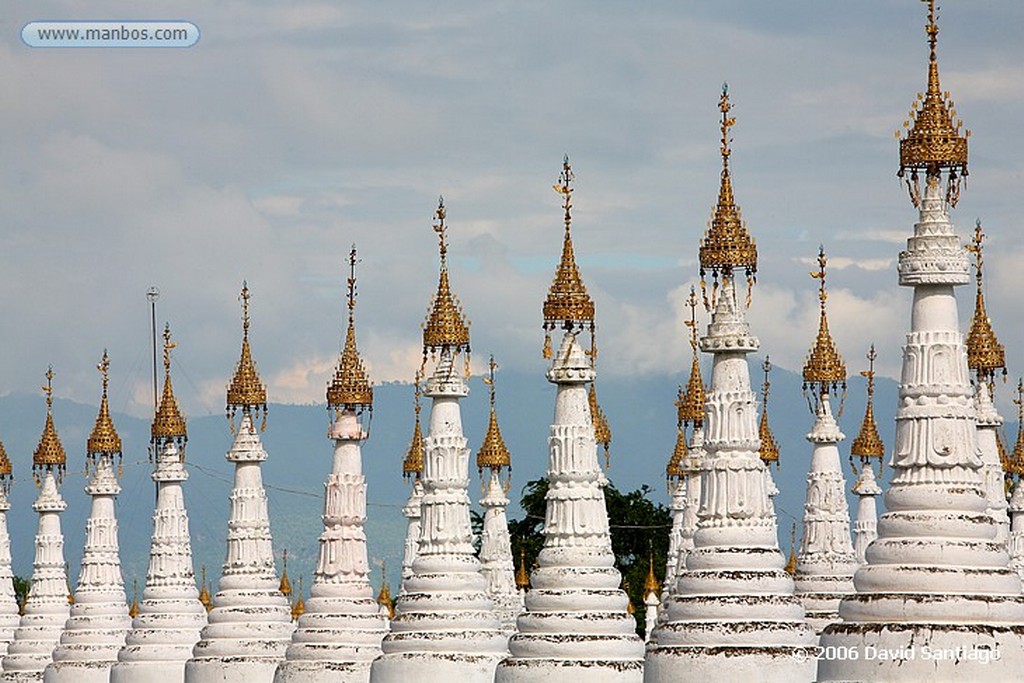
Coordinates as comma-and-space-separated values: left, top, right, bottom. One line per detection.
13, 575, 29, 611
507, 478, 671, 635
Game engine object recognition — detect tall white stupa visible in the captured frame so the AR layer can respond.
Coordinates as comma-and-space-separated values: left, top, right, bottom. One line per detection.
645, 88, 816, 683
792, 249, 856, 634
276, 247, 387, 683
186, 283, 295, 683
2, 369, 70, 681
757, 358, 782, 505
371, 199, 508, 682
47, 352, 132, 682
496, 157, 644, 683
818, 3, 1024, 679
1006, 384, 1024, 580
0, 440, 19, 657
111, 325, 207, 683
398, 378, 424, 599
476, 357, 520, 634
848, 346, 885, 566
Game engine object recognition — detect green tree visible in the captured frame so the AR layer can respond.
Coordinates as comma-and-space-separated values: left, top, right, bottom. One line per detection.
13, 575, 29, 612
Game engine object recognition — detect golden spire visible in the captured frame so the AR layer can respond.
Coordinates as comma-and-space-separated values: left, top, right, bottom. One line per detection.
226, 282, 268, 430
515, 547, 531, 591
802, 247, 847, 403
33, 366, 67, 484
152, 324, 188, 448
129, 578, 139, 619
66, 563, 74, 604
291, 576, 305, 622
402, 373, 425, 481
279, 549, 292, 597
476, 356, 512, 481
897, 0, 969, 207
327, 246, 374, 414
0, 434, 12, 495
699, 85, 757, 310
643, 548, 660, 596
785, 522, 798, 575
376, 563, 395, 620
199, 566, 212, 612
589, 381, 612, 469
87, 351, 122, 463
666, 421, 687, 490
851, 345, 886, 463
542, 155, 596, 358
1008, 379, 1024, 480
759, 357, 780, 467
677, 286, 706, 427
422, 198, 471, 363
965, 221, 1006, 385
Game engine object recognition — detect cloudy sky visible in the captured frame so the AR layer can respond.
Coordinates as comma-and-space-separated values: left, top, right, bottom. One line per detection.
2, 1, 1024, 422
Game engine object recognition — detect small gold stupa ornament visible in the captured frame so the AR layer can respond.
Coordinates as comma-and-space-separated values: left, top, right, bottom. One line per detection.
515, 546, 531, 592
421, 198, 471, 377
965, 221, 1006, 386
198, 566, 212, 612
226, 282, 268, 432
0, 430, 12, 496
897, 0, 970, 208
784, 522, 798, 576
87, 351, 123, 475
129, 578, 140, 619
850, 345, 886, 473
476, 356, 512, 490
376, 563, 395, 620
758, 357, 780, 468
666, 419, 687, 493
801, 247, 847, 412
151, 324, 188, 453
699, 84, 757, 310
291, 576, 305, 622
327, 246, 374, 422
589, 378, 612, 470
402, 373, 425, 482
1006, 380, 1024, 482
677, 286, 707, 429
643, 548, 661, 597
279, 548, 292, 597
33, 367, 67, 486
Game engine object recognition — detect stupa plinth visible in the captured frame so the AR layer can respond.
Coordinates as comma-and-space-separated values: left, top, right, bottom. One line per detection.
645, 89, 815, 683
371, 199, 507, 682
276, 247, 387, 683
186, 284, 294, 683
2, 369, 70, 682
0, 442, 20, 657
496, 158, 643, 683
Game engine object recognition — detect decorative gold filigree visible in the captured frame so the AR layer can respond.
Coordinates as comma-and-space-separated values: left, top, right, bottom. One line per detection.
226, 282, 268, 430
759, 357, 780, 467
87, 351, 122, 462
897, 0, 969, 207
152, 324, 188, 448
402, 373, 425, 480
699, 85, 757, 310
666, 423, 687, 491
33, 366, 67, 483
678, 286, 707, 427
589, 381, 612, 469
476, 357, 512, 485
965, 221, 1006, 383
802, 248, 847, 409
327, 246, 374, 413
851, 345, 886, 463
422, 198, 471, 360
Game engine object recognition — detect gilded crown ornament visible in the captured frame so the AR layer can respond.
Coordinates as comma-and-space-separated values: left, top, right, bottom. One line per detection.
291, 577, 305, 622
476, 356, 512, 488
0, 435, 12, 495
1008, 380, 1024, 480
677, 286, 707, 427
851, 345, 886, 466
644, 549, 661, 596
151, 324, 188, 449
759, 357, 780, 467
543, 155, 596, 359
279, 549, 292, 596
965, 221, 1006, 385
376, 564, 395, 620
33, 366, 67, 484
327, 246, 374, 416
515, 547, 531, 592
802, 247, 847, 410
199, 566, 212, 612
87, 351, 123, 467
226, 282, 268, 431
422, 197, 471, 373
897, 0, 969, 207
666, 424, 687, 492
699, 84, 757, 310
402, 374, 425, 481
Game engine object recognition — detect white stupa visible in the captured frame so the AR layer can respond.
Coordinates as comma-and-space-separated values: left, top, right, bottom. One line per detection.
848, 345, 885, 566
476, 357, 520, 634
186, 283, 295, 683
641, 555, 660, 642
0, 441, 20, 657
757, 358, 782, 510
496, 158, 644, 683
276, 247, 387, 683
792, 249, 856, 634
111, 325, 207, 683
663, 424, 688, 607
818, 5, 1024, 678
47, 352, 132, 682
645, 88, 816, 683
371, 199, 508, 682
2, 369, 71, 681
1006, 389, 1024, 580
398, 379, 425, 600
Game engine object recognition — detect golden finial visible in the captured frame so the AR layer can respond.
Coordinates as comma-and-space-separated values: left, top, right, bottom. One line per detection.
643, 548, 660, 596
328, 246, 374, 415
1008, 380, 1024, 479
33, 366, 67, 485
543, 155, 596, 357
67, 564, 74, 604
87, 351, 123, 464
199, 566, 212, 612
699, 85, 757, 310
152, 324, 188, 449
897, 0, 969, 207
226, 282, 268, 431
515, 546, 531, 591
678, 286, 707, 427
422, 197, 471, 366
589, 381, 612, 469
402, 373, 425, 481
279, 549, 292, 597
476, 356, 512, 485
376, 563, 395, 620
0, 435, 12, 495
291, 577, 305, 621
666, 422, 687, 491
759, 357, 780, 467
785, 522, 798, 575
802, 247, 847, 408
129, 578, 139, 619
965, 221, 1006, 385
851, 345, 886, 463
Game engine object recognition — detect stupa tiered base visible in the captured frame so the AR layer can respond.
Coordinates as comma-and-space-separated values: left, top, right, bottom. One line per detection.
110, 594, 207, 683
44, 598, 131, 683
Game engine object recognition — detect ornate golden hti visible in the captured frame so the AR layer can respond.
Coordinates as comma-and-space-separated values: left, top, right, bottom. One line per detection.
33, 366, 67, 485
402, 373, 425, 481
1008, 380, 1024, 480
851, 345, 885, 467
699, 85, 757, 310
758, 357, 780, 468
421, 197, 471, 376
87, 351, 123, 472
897, 0, 969, 207
677, 286, 706, 428
327, 245, 374, 418
802, 247, 847, 411
152, 324, 188, 450
226, 281, 268, 431
965, 221, 1006, 386
0, 434, 12, 495
476, 356, 512, 490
